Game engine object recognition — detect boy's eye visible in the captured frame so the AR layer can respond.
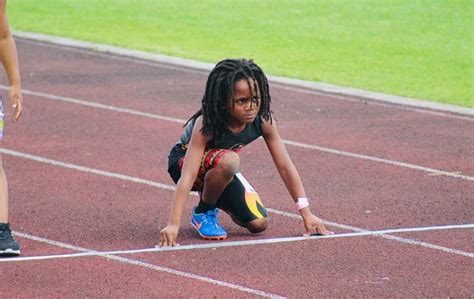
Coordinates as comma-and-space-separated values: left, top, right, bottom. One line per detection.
233, 96, 260, 105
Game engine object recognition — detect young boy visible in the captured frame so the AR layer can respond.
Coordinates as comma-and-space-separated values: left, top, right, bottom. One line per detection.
159, 59, 332, 246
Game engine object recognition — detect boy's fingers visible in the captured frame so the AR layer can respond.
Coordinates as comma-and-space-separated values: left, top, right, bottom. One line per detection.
303, 225, 334, 237
319, 226, 334, 235
303, 227, 314, 237
160, 232, 178, 247
159, 232, 169, 247
164, 234, 171, 246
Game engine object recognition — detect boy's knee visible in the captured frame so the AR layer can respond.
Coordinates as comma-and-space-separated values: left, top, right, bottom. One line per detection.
246, 218, 268, 234
217, 151, 240, 179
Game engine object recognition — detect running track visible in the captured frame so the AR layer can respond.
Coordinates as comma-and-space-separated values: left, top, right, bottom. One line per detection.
0, 38, 472, 298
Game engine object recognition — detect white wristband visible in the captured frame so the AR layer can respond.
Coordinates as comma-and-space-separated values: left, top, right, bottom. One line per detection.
295, 197, 309, 210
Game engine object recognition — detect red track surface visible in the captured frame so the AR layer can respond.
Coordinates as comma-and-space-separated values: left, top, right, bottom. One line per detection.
0, 38, 472, 298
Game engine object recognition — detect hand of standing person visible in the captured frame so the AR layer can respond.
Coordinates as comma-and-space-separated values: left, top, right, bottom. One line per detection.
8, 83, 22, 121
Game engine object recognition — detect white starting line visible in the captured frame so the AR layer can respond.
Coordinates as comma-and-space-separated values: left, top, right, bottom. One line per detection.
1, 223, 473, 263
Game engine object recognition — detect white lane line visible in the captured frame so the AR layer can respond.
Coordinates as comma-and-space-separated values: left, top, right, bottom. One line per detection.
1, 148, 472, 258
0, 148, 175, 191
281, 140, 473, 181
2, 224, 473, 263
8, 87, 186, 124
268, 208, 474, 258
2, 86, 472, 181
275, 84, 474, 122
14, 31, 474, 118
0, 232, 283, 298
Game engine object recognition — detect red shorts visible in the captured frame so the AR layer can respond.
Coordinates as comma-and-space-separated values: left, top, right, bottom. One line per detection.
177, 148, 235, 191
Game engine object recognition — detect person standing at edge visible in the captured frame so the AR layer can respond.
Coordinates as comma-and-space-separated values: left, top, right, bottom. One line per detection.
0, 0, 23, 256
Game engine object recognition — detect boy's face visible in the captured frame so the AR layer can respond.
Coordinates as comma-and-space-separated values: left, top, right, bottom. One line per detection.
227, 78, 261, 125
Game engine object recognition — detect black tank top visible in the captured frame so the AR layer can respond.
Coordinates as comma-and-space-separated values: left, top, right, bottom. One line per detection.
168, 117, 263, 165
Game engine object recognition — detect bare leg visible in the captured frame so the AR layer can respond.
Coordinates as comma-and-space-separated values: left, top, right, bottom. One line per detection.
0, 152, 20, 256
201, 151, 240, 205
0, 154, 8, 223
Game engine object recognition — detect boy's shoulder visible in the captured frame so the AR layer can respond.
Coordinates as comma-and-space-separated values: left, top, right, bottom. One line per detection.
260, 116, 278, 137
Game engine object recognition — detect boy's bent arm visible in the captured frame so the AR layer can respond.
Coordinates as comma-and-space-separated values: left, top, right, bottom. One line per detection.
262, 119, 333, 235
262, 119, 305, 200
159, 117, 209, 246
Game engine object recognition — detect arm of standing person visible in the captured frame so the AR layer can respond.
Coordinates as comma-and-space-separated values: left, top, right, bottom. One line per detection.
0, 0, 22, 122
159, 116, 210, 246
261, 118, 333, 236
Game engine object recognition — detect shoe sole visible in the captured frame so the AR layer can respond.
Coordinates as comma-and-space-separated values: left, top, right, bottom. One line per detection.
201, 235, 227, 241
190, 221, 227, 241
0, 249, 21, 256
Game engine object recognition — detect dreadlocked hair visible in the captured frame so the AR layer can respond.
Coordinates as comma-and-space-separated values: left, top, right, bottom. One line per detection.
186, 58, 273, 140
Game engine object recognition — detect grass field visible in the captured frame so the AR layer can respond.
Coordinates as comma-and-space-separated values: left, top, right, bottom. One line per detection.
8, 0, 473, 108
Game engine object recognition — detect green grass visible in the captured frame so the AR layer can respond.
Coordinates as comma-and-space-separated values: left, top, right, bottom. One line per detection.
8, 0, 474, 107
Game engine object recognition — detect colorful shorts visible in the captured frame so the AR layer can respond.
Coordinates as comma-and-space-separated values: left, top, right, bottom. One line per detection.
0, 96, 4, 140
178, 148, 234, 191
168, 148, 267, 225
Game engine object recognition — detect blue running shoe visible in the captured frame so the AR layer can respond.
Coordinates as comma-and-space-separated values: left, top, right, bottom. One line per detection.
191, 207, 227, 240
